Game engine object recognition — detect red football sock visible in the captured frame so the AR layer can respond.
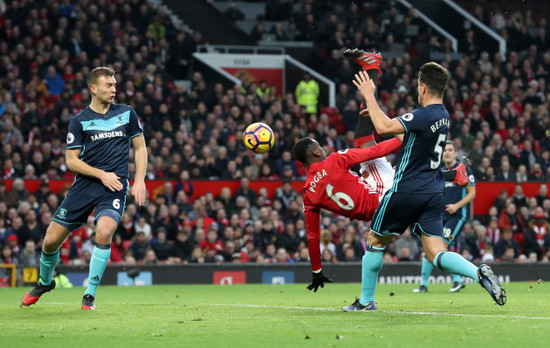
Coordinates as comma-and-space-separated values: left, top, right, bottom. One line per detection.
355, 135, 374, 148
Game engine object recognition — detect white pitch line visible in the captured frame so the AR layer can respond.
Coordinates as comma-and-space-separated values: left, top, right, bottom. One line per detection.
33, 302, 550, 321
210, 303, 550, 321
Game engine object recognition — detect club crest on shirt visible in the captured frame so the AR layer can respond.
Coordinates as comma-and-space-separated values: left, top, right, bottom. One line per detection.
57, 208, 67, 219
362, 171, 369, 179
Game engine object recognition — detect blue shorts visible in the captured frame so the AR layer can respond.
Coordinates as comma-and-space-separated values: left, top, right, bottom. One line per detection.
370, 191, 444, 239
52, 177, 128, 230
442, 214, 466, 245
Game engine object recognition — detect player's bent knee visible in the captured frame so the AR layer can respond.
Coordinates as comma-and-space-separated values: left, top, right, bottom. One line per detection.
95, 226, 116, 243
426, 250, 447, 268
424, 253, 435, 264
423, 248, 444, 264
95, 215, 120, 244
43, 221, 71, 251
42, 236, 60, 252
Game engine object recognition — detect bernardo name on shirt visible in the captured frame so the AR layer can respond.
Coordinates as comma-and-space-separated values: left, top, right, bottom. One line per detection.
430, 118, 449, 133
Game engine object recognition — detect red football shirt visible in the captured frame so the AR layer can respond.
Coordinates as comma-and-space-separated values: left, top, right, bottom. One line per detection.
303, 138, 402, 272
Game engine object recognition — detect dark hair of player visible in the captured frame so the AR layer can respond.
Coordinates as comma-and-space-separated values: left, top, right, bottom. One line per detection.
293, 137, 316, 164
87, 66, 115, 88
446, 140, 457, 151
418, 62, 449, 98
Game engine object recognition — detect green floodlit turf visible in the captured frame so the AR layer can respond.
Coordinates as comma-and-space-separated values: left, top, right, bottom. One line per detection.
1, 282, 550, 347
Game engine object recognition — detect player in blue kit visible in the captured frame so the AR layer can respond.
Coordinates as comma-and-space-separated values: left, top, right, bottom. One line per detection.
414, 140, 476, 293
21, 67, 147, 310
343, 62, 506, 311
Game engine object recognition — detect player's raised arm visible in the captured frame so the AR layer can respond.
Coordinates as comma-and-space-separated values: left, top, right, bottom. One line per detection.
353, 71, 405, 136
66, 148, 123, 192
131, 133, 147, 206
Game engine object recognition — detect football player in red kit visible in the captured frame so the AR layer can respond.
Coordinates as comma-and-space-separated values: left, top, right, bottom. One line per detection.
293, 50, 469, 292
294, 135, 402, 290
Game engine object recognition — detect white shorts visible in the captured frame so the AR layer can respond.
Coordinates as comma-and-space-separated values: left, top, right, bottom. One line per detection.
360, 157, 395, 202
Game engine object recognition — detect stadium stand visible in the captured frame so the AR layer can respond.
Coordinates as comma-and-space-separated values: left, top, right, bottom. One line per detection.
0, 0, 550, 278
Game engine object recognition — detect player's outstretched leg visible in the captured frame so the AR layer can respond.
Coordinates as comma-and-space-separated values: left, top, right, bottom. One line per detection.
21, 249, 60, 306
21, 222, 69, 307
341, 242, 383, 311
353, 60, 381, 148
354, 111, 376, 148
414, 254, 464, 293
413, 255, 432, 293
433, 251, 506, 305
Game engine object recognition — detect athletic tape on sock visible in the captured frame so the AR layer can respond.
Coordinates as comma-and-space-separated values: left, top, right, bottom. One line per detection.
355, 135, 374, 147
95, 242, 111, 250
42, 249, 60, 256
366, 242, 385, 253
434, 251, 445, 270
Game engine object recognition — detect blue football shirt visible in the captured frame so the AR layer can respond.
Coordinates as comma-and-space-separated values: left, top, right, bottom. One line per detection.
392, 104, 450, 194
66, 104, 143, 179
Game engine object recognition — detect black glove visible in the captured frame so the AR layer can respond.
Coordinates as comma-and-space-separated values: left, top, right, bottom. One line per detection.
307, 271, 333, 292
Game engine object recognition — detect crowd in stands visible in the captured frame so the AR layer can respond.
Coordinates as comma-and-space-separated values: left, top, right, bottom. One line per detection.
1, 0, 550, 273
228, 0, 449, 65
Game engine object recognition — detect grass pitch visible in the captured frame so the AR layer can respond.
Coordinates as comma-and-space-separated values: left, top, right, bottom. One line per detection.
1, 282, 549, 347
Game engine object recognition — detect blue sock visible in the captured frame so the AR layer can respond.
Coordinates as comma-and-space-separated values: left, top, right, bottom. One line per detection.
359, 243, 384, 305
433, 251, 478, 282
452, 273, 463, 284
420, 256, 433, 287
40, 250, 60, 286
85, 246, 111, 297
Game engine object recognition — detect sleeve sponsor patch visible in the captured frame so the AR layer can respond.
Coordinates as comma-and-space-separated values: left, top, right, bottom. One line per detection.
401, 113, 414, 121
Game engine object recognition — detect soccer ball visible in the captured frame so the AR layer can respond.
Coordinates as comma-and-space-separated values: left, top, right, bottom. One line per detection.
242, 122, 275, 153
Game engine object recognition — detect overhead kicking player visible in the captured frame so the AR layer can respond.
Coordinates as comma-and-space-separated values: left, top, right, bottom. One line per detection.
344, 56, 505, 311
21, 67, 147, 310
293, 52, 468, 293
413, 140, 476, 293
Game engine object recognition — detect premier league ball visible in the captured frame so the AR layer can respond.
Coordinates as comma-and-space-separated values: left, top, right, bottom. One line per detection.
242, 122, 275, 154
